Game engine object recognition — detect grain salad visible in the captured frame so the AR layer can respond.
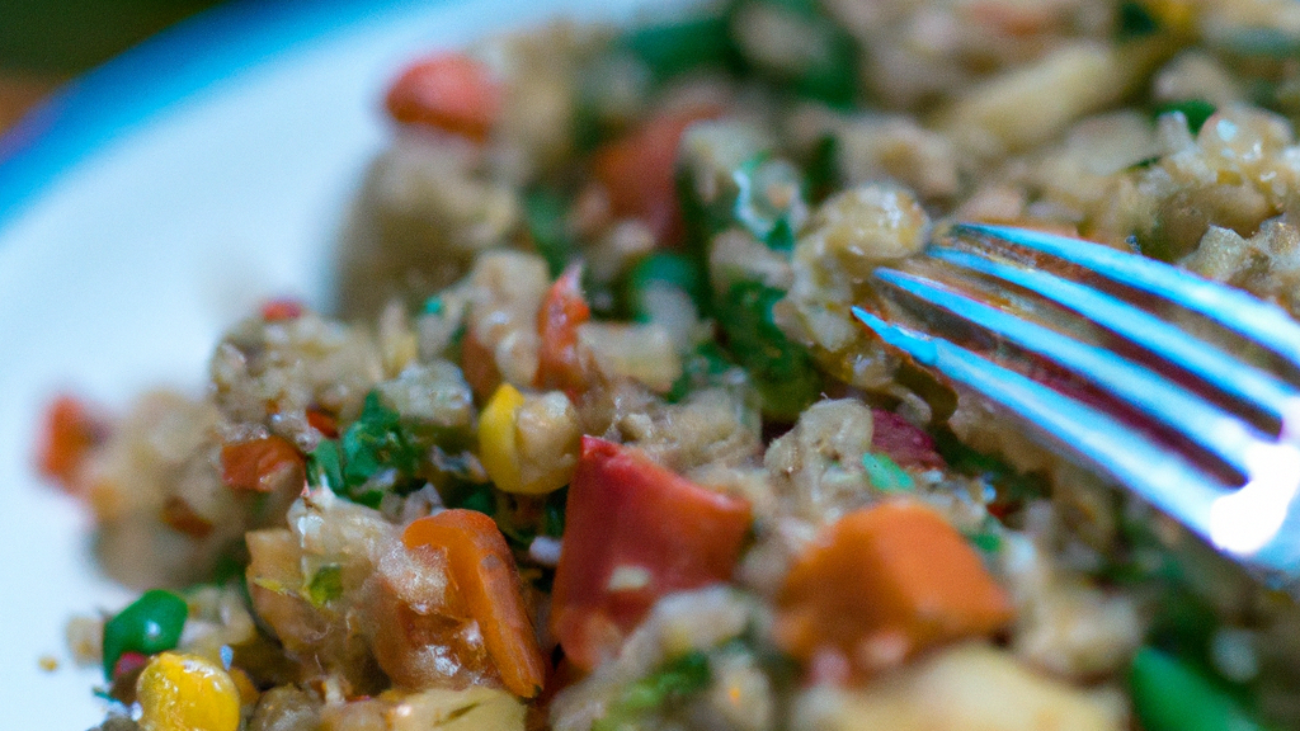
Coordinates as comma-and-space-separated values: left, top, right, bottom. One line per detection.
35, 0, 1300, 729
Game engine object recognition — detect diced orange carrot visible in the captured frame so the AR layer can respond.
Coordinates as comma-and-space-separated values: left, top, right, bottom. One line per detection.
591, 104, 722, 244
403, 509, 547, 698
220, 436, 304, 493
36, 395, 104, 491
535, 263, 590, 393
385, 53, 501, 143
775, 500, 1013, 677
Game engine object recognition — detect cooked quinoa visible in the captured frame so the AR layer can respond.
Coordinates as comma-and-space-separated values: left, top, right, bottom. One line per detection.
35, 1, 1300, 729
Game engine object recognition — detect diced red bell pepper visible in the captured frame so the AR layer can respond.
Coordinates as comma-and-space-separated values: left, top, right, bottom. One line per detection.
305, 407, 339, 438
550, 436, 752, 670
385, 53, 501, 143
591, 104, 722, 245
871, 409, 944, 468
36, 395, 105, 491
220, 435, 304, 493
260, 298, 304, 322
536, 263, 590, 393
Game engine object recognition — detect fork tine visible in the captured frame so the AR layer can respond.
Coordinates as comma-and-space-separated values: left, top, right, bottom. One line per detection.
873, 267, 1267, 473
851, 305, 1227, 538
928, 245, 1300, 423
953, 223, 1300, 370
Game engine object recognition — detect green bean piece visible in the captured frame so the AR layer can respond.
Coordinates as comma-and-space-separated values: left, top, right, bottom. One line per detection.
718, 280, 820, 420
101, 589, 188, 678
619, 14, 737, 82
1129, 647, 1274, 731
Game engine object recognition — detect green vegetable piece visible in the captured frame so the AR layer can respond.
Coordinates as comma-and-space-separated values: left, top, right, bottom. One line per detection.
628, 252, 706, 318
733, 153, 805, 250
456, 482, 497, 516
307, 564, 343, 607
422, 296, 444, 316
1154, 98, 1217, 135
594, 651, 712, 731
307, 439, 344, 492
619, 14, 736, 82
101, 589, 188, 678
718, 280, 820, 420
524, 189, 576, 277
735, 0, 859, 107
1116, 1, 1160, 39
970, 532, 1000, 553
340, 391, 423, 499
1130, 646, 1274, 731
544, 488, 568, 537
667, 342, 737, 403
861, 452, 914, 492
804, 134, 839, 202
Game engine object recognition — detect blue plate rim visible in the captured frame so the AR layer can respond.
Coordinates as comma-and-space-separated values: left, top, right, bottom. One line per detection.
0, 0, 436, 233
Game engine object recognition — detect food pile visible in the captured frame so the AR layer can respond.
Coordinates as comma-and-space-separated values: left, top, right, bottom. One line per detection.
37, 0, 1300, 729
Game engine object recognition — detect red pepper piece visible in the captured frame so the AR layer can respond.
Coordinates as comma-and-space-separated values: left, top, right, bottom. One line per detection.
36, 395, 105, 491
220, 436, 304, 493
260, 298, 304, 322
550, 436, 752, 670
535, 263, 590, 393
305, 408, 339, 438
870, 409, 944, 468
385, 53, 501, 143
591, 104, 722, 245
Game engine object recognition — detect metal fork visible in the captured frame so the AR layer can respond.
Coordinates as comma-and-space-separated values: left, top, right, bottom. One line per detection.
853, 222, 1300, 588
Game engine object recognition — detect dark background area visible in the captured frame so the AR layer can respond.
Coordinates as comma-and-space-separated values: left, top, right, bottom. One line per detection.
1, 0, 226, 128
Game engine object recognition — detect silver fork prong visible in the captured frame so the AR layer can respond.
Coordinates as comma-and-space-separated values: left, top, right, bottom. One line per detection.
873, 267, 1268, 473
929, 245, 1300, 422
852, 305, 1228, 542
954, 222, 1300, 369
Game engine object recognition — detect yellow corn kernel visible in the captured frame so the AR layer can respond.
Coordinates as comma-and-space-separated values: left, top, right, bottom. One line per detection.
479, 383, 527, 493
136, 652, 241, 731
479, 384, 577, 495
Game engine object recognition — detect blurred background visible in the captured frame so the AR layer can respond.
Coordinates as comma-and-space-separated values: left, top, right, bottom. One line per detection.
0, 0, 225, 130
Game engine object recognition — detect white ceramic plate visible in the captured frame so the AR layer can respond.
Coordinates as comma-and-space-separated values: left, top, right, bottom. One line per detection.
0, 0, 675, 726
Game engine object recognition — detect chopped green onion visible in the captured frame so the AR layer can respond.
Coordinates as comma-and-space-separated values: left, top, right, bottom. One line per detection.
619, 14, 737, 82
1116, 1, 1160, 40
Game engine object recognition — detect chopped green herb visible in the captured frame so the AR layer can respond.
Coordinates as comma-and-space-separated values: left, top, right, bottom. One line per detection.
544, 488, 568, 537
307, 439, 344, 492
1128, 154, 1162, 170
340, 391, 424, 501
619, 14, 738, 82
1129, 646, 1275, 731
966, 531, 1002, 553
1116, 1, 1160, 40
1153, 99, 1217, 135
627, 252, 707, 319
718, 280, 821, 420
805, 134, 839, 202
307, 564, 343, 606
861, 452, 914, 492
667, 342, 738, 403
524, 189, 576, 277
594, 650, 712, 731
422, 296, 444, 316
